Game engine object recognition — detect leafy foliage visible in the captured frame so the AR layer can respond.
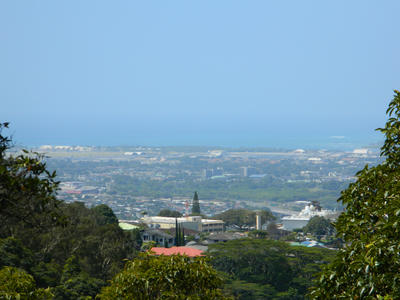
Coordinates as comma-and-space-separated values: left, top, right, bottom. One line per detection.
97, 253, 230, 299
0, 266, 53, 299
302, 216, 335, 237
158, 209, 183, 218
91, 204, 119, 225
212, 208, 275, 229
0, 122, 64, 240
39, 201, 140, 283
175, 219, 185, 246
191, 191, 201, 215
0, 237, 34, 271
208, 239, 335, 299
223, 280, 276, 300
248, 230, 269, 239
52, 255, 104, 299
0, 123, 141, 298
310, 90, 400, 299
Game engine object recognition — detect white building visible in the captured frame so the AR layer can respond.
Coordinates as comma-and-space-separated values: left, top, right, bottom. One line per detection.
141, 215, 224, 233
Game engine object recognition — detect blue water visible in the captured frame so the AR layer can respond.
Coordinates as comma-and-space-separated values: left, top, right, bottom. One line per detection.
21, 131, 382, 151
10, 117, 383, 150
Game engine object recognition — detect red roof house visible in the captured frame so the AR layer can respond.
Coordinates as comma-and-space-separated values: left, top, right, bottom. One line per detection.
150, 246, 204, 257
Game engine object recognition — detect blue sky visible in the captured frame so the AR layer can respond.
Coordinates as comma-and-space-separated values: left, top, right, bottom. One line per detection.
1, 1, 399, 148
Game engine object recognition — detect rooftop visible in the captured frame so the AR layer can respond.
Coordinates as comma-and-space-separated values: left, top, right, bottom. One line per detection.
150, 246, 204, 257
119, 222, 140, 230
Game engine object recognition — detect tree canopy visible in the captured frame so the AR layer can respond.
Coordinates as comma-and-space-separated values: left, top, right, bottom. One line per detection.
0, 266, 53, 299
212, 208, 275, 229
0, 122, 64, 239
91, 204, 119, 225
208, 238, 335, 299
302, 216, 335, 237
158, 209, 183, 218
0, 123, 141, 298
191, 191, 201, 215
310, 90, 400, 299
97, 253, 230, 299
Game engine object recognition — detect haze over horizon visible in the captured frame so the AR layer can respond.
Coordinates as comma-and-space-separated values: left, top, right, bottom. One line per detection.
1, 1, 399, 148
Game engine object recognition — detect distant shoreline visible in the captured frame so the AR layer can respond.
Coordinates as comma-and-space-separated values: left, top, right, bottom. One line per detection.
15, 139, 383, 152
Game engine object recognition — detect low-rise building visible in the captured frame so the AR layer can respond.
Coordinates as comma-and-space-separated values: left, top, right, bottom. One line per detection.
205, 232, 246, 243
201, 219, 225, 233
141, 215, 224, 233
141, 229, 175, 247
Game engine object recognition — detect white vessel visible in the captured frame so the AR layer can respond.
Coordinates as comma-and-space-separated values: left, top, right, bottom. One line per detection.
281, 202, 336, 231
282, 202, 334, 221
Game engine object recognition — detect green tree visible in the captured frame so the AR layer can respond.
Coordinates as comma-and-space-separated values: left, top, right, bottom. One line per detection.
97, 253, 231, 299
224, 280, 276, 300
0, 237, 34, 271
213, 208, 275, 229
302, 216, 335, 238
0, 266, 53, 299
248, 230, 269, 239
0, 123, 139, 297
0, 122, 63, 239
208, 238, 335, 299
191, 191, 201, 215
174, 219, 185, 246
310, 90, 400, 299
60, 255, 81, 283
52, 255, 104, 299
158, 209, 183, 218
92, 204, 118, 225
141, 241, 157, 251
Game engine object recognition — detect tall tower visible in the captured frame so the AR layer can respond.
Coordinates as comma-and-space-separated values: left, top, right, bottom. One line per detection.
191, 191, 201, 215
256, 212, 262, 230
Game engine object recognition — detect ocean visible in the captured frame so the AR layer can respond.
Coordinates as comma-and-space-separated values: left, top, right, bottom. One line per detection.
11, 117, 383, 150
